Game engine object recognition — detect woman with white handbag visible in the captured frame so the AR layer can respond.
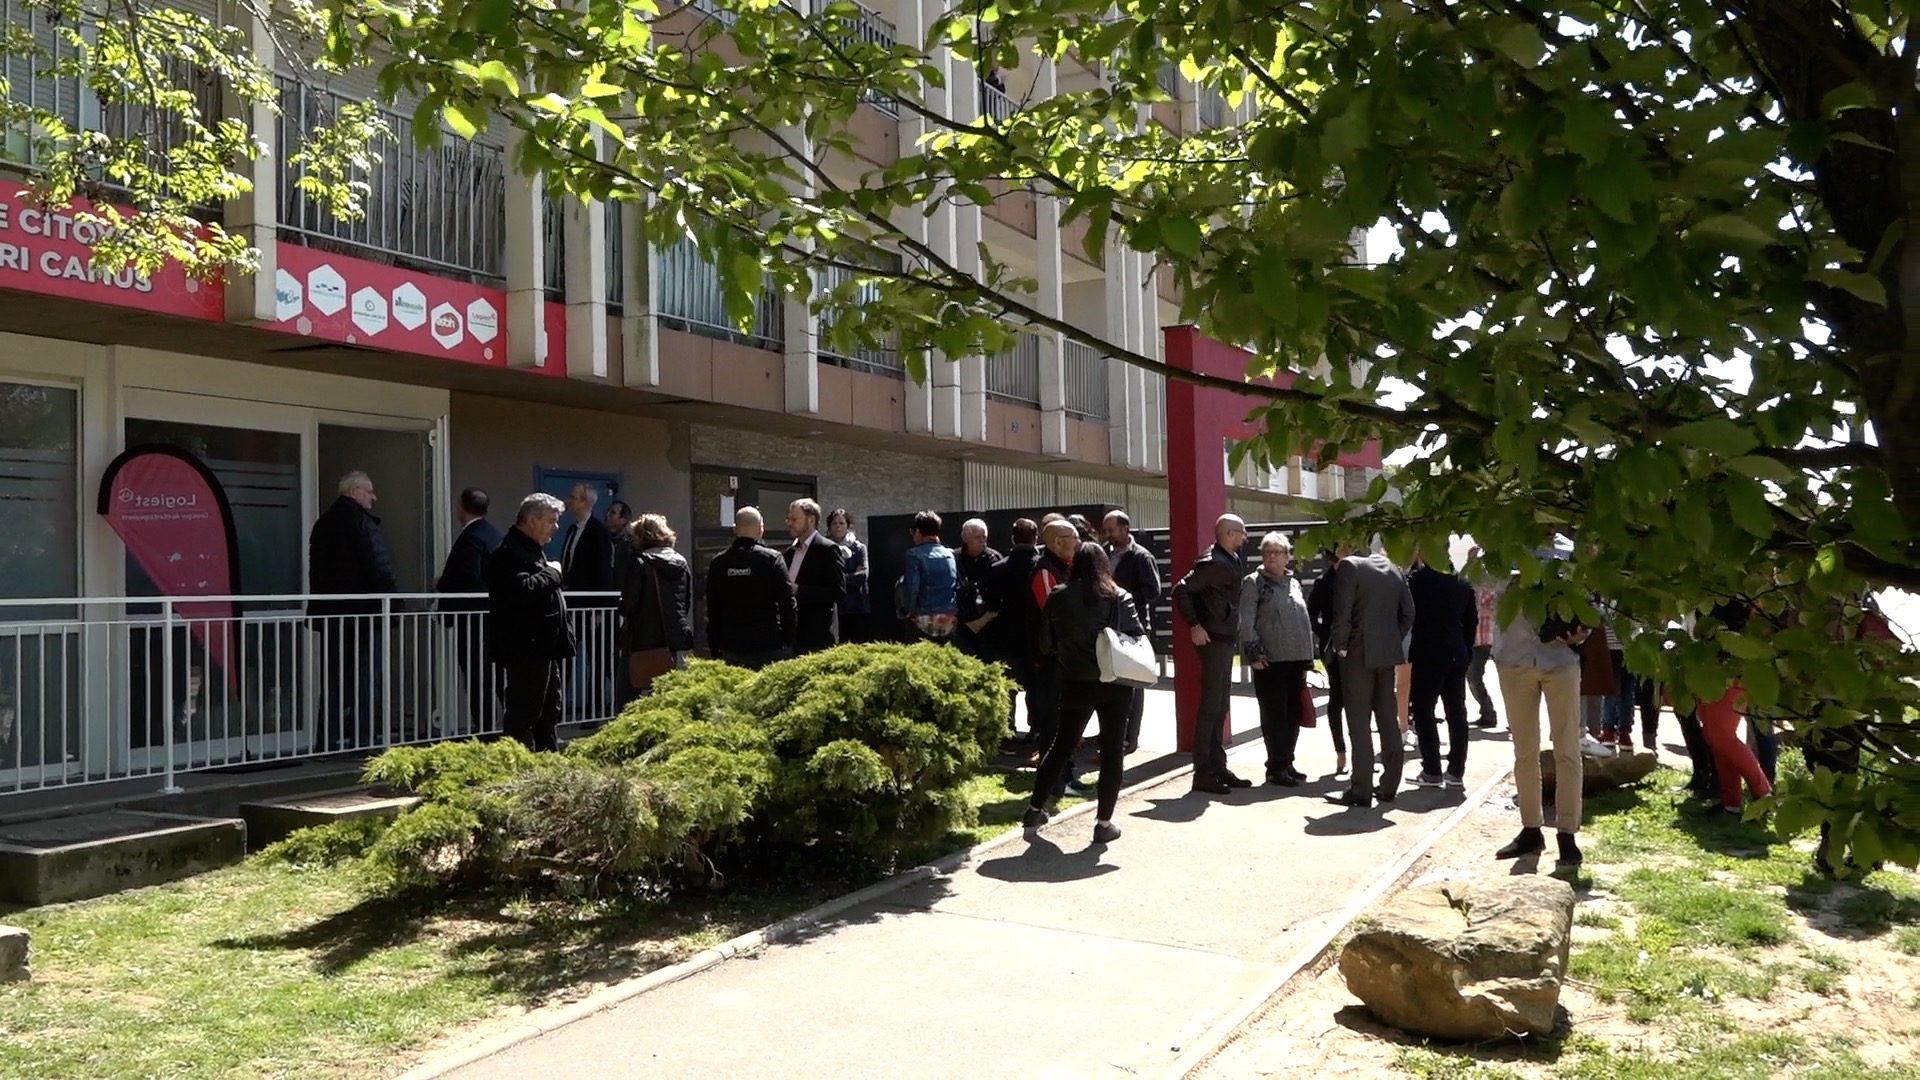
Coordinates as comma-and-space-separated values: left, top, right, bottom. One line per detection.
1238, 532, 1316, 787
1021, 542, 1153, 844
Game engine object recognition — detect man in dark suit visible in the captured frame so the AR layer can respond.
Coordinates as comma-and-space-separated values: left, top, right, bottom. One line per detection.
560, 483, 618, 720
782, 498, 846, 654
1406, 550, 1477, 789
308, 470, 399, 751
487, 493, 574, 751
1327, 545, 1416, 808
1104, 509, 1161, 753
435, 487, 502, 736
707, 507, 796, 669
1171, 513, 1251, 795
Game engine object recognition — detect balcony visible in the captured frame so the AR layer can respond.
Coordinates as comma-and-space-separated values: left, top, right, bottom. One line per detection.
654, 231, 785, 350
275, 77, 508, 284
817, 255, 904, 376
834, 1, 900, 116
1198, 86, 1228, 128
985, 331, 1042, 406
1156, 63, 1181, 97
0, 4, 224, 218
543, 194, 565, 300
980, 80, 1015, 125
1063, 339, 1110, 420
606, 200, 625, 310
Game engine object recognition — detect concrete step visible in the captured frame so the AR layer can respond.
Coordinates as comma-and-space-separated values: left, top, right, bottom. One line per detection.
0, 810, 247, 907
239, 789, 420, 849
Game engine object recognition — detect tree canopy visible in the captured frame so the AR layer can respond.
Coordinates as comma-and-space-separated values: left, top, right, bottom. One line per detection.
4, 0, 1916, 870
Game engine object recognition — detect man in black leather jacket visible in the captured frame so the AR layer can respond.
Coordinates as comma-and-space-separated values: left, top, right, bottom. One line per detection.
1171, 514, 1250, 794
706, 507, 796, 669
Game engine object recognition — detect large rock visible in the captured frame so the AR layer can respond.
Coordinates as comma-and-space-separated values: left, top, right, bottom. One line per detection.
0, 925, 27, 982
1339, 876, 1574, 1040
1541, 749, 1659, 797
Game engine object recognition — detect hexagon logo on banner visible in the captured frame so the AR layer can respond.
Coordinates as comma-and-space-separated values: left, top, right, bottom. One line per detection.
429, 302, 464, 349
465, 298, 500, 344
350, 287, 389, 336
273, 268, 303, 322
307, 263, 347, 316
391, 282, 428, 331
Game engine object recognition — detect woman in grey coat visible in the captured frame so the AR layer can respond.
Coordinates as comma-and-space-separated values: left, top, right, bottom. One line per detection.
1239, 532, 1317, 786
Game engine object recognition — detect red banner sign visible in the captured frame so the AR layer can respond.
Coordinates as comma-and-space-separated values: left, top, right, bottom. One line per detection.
0, 186, 226, 320
96, 445, 242, 691
271, 244, 567, 375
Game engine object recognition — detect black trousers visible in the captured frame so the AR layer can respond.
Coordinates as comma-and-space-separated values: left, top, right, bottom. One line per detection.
1193, 641, 1235, 778
501, 660, 562, 752
1637, 678, 1661, 739
1252, 661, 1306, 779
1342, 658, 1403, 798
1028, 664, 1061, 751
718, 645, 789, 671
1032, 680, 1132, 820
1466, 644, 1496, 722
1124, 687, 1147, 751
1676, 708, 1717, 793
1411, 657, 1470, 778
1324, 656, 1347, 754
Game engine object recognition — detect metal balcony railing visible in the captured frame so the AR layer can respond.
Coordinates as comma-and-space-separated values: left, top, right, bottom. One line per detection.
543, 194, 566, 300
1157, 62, 1181, 98
654, 232, 785, 349
0, 592, 621, 798
836, 1, 899, 116
979, 80, 1015, 124
1, 3, 224, 216
817, 257, 904, 376
985, 331, 1042, 406
1063, 339, 1110, 420
1198, 86, 1228, 128
276, 77, 508, 283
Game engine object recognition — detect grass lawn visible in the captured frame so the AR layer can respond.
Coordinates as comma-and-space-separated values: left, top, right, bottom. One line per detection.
1390, 767, 1920, 1079
0, 767, 1076, 1080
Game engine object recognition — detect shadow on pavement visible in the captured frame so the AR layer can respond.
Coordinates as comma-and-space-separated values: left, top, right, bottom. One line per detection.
974, 834, 1121, 883
1129, 792, 1216, 823
1303, 809, 1396, 836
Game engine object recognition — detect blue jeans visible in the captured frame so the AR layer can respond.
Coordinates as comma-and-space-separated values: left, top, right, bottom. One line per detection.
1748, 718, 1780, 785
1602, 669, 1638, 739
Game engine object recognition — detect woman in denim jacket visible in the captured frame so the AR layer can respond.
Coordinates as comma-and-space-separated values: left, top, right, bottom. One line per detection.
900, 510, 959, 640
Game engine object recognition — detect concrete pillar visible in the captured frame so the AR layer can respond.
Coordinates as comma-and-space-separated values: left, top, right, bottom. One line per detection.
1035, 58, 1068, 457
504, 132, 547, 370
1104, 235, 1132, 467
620, 197, 660, 387
946, 46, 981, 443
562, 150, 609, 381
222, 9, 277, 325
778, 134, 819, 417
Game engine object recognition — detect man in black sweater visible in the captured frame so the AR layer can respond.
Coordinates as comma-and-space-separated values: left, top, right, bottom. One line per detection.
706, 507, 797, 670
307, 470, 399, 751
1104, 509, 1161, 753
954, 518, 1003, 659
1172, 514, 1250, 794
487, 493, 575, 752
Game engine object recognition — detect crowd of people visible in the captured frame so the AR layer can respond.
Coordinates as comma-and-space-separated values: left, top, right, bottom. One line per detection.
310, 475, 1885, 873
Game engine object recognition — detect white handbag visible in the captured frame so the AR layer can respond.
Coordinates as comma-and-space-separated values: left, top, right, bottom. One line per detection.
1097, 597, 1158, 687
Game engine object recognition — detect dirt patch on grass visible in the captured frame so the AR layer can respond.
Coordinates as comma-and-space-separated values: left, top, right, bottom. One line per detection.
1195, 772, 1920, 1079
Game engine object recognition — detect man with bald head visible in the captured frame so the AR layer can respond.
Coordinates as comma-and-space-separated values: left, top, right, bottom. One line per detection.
1172, 514, 1251, 794
704, 507, 796, 670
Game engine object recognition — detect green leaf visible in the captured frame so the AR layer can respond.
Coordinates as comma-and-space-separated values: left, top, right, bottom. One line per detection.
1689, 213, 1775, 247
1741, 658, 1780, 712
1808, 267, 1888, 306
1725, 474, 1776, 538
1494, 22, 1547, 68
1727, 455, 1798, 483
1667, 418, 1761, 458
1161, 217, 1203, 259
441, 101, 479, 140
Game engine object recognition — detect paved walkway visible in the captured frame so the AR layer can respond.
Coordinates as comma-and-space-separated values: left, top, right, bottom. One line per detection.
446, 686, 1515, 1080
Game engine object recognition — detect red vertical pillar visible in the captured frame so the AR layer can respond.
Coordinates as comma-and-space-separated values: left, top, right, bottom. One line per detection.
1164, 326, 1238, 753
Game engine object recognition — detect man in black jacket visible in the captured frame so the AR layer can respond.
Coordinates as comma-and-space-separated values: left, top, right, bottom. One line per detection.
1105, 509, 1161, 753
707, 507, 797, 669
1306, 542, 1356, 773
487, 492, 574, 751
1171, 514, 1249, 794
307, 471, 399, 751
986, 518, 1042, 740
435, 487, 503, 735
782, 498, 846, 653
954, 518, 1003, 659
1406, 551, 1478, 788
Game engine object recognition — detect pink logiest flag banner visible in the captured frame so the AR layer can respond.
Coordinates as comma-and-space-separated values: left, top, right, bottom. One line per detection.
96, 445, 242, 692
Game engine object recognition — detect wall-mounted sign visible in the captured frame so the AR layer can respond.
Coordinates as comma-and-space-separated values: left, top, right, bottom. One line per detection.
0, 186, 226, 320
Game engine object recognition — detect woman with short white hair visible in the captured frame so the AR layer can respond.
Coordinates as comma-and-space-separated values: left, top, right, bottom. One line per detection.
1238, 532, 1316, 786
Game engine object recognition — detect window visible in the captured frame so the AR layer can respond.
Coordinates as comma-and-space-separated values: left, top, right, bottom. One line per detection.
0, 381, 79, 604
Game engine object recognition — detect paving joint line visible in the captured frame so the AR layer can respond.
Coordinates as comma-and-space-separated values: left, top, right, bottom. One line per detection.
1153, 759, 1518, 1080
394, 738, 1225, 1080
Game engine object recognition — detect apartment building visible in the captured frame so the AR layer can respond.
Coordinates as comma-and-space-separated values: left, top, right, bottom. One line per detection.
0, 0, 1378, 796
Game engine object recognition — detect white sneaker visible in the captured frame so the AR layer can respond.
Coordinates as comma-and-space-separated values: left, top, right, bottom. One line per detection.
1580, 734, 1616, 758
1402, 730, 1418, 751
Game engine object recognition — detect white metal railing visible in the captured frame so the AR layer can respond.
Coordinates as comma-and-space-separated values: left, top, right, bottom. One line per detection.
655, 231, 786, 349
980, 80, 1015, 124
985, 331, 1043, 406
836, 0, 899, 115
817, 254, 905, 375
0, 591, 621, 798
1156, 62, 1181, 98
1063, 339, 1110, 419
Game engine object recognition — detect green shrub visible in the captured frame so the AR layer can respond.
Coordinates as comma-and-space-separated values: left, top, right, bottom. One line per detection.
356, 643, 1011, 894
251, 816, 389, 867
